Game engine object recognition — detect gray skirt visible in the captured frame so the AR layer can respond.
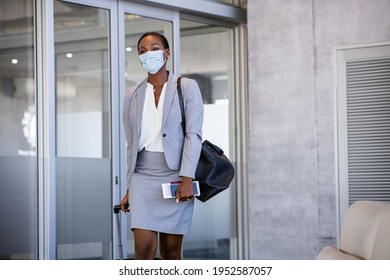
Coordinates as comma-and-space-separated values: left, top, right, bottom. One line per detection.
129, 149, 194, 235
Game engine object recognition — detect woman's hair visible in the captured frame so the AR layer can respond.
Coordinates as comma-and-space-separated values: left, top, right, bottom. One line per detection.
137, 32, 170, 51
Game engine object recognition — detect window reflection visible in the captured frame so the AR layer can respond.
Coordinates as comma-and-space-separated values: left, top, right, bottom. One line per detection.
54, 1, 111, 158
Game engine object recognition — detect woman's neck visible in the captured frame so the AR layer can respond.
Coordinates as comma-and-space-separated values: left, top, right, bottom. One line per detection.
148, 70, 168, 88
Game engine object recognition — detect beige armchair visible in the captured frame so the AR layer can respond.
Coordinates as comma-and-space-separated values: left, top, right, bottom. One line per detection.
317, 200, 390, 260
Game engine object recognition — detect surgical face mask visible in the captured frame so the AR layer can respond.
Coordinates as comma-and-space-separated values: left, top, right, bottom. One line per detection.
138, 50, 166, 74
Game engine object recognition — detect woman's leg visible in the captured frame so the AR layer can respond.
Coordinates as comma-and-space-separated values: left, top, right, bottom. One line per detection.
133, 229, 158, 260
159, 233, 184, 260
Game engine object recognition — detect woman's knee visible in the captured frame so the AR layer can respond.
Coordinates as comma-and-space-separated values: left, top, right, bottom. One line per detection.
135, 243, 156, 260
160, 233, 183, 260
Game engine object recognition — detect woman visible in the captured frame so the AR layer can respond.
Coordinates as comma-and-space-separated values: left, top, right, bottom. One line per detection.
120, 32, 204, 260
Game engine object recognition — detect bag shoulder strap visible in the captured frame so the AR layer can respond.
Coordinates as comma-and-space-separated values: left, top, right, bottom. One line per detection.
177, 77, 186, 136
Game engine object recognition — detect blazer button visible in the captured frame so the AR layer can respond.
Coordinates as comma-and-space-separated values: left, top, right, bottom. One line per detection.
162, 133, 166, 137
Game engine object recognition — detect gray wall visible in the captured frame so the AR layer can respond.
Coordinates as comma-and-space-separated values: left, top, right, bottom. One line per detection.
247, 0, 390, 259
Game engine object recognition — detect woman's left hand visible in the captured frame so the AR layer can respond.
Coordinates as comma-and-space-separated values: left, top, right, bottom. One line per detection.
176, 177, 194, 203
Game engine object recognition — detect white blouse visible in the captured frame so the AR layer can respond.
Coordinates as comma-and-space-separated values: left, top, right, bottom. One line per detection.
138, 82, 167, 152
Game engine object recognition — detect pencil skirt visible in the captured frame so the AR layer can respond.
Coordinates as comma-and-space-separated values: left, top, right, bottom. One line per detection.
129, 149, 194, 235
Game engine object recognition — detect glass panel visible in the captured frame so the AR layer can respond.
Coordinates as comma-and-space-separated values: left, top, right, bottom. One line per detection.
54, 1, 112, 260
123, 14, 173, 259
180, 19, 234, 259
0, 0, 37, 260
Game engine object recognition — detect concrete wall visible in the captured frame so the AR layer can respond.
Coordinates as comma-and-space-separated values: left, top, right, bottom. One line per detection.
247, 0, 390, 259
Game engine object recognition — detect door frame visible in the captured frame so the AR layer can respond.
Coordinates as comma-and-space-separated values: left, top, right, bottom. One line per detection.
116, 1, 179, 259
37, 0, 120, 260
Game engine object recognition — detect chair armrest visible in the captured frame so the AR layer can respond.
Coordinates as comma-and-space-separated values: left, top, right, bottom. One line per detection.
316, 246, 362, 260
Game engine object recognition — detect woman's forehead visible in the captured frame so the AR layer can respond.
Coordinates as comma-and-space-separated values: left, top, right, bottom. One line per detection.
139, 35, 163, 47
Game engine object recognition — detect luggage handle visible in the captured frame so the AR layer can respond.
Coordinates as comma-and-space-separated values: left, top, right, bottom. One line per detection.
113, 203, 129, 214
113, 205, 121, 214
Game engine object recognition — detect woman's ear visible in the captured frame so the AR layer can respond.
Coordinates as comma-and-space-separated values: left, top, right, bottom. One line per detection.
165, 49, 170, 60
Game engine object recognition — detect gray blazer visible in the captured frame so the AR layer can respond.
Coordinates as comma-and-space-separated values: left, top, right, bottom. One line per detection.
123, 72, 204, 189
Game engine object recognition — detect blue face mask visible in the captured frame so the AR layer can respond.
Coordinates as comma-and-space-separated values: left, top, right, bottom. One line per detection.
138, 50, 166, 74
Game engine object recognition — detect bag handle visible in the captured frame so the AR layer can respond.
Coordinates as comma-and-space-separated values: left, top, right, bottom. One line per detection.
203, 140, 224, 155
177, 77, 186, 136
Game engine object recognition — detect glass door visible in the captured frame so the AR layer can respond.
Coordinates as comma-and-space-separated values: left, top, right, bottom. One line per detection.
117, 2, 237, 260
0, 0, 240, 260
118, 1, 177, 259
53, 0, 115, 260
0, 0, 37, 260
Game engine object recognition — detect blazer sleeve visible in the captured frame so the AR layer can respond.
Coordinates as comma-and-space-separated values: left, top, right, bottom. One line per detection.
123, 83, 141, 190
179, 78, 204, 179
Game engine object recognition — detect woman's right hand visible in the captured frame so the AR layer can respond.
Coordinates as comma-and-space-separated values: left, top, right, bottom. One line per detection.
120, 191, 130, 213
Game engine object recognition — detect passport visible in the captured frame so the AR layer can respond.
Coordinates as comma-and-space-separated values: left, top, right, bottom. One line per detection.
162, 181, 200, 199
